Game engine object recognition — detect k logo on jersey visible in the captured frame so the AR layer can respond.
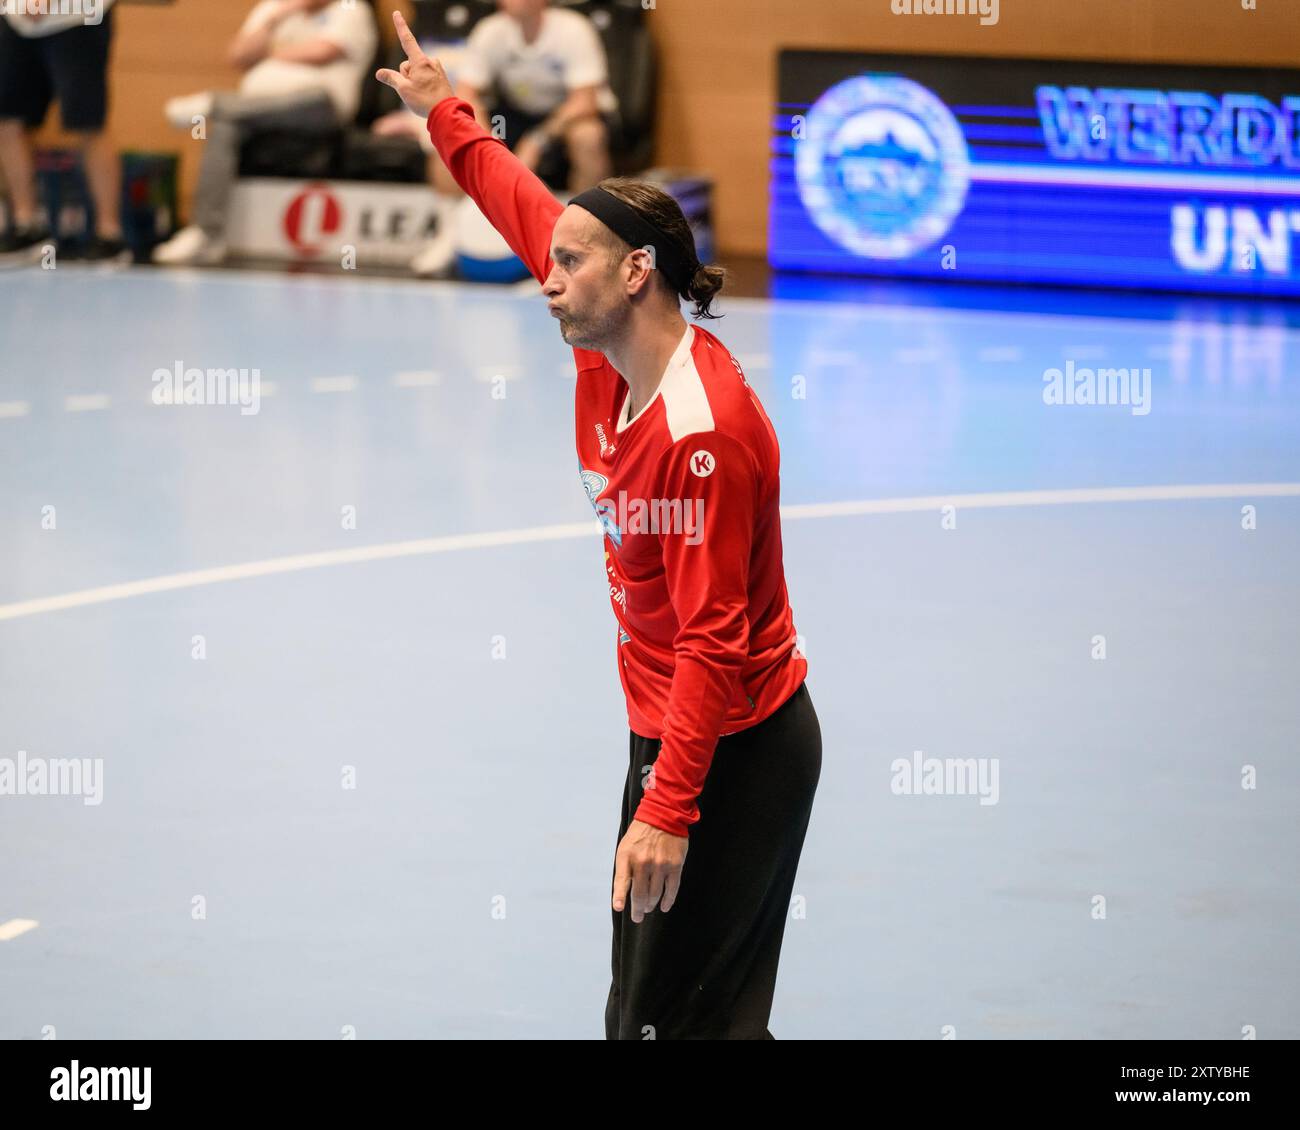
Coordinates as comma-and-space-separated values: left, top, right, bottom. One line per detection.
689, 450, 716, 478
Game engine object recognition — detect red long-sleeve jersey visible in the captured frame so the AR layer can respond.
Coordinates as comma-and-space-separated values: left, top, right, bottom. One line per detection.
427, 97, 807, 837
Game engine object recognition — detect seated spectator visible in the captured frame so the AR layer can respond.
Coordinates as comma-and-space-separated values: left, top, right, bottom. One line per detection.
372, 0, 618, 277
0, 0, 128, 266
153, 0, 376, 266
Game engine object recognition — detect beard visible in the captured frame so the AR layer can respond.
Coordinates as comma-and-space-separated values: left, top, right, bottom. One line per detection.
556, 297, 629, 351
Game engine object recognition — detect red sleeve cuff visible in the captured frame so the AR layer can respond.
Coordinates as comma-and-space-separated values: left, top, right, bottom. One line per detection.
633, 795, 693, 838
426, 95, 467, 134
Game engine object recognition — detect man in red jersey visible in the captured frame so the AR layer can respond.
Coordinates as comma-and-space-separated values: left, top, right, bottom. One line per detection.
378, 11, 821, 1040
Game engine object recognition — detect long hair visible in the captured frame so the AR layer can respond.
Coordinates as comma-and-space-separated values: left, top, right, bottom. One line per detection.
595, 177, 726, 319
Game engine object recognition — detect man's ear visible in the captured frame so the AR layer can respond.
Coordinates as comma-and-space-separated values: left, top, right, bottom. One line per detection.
625, 247, 656, 296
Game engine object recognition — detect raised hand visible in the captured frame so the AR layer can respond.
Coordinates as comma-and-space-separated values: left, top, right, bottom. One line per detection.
375, 10, 455, 119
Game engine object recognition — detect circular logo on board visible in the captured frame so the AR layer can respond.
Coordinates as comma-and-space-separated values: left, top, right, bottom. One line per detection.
283, 183, 342, 255
795, 75, 970, 260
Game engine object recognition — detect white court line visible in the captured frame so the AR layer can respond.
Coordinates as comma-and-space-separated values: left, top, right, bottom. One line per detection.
393, 370, 441, 388
0, 521, 599, 622
310, 376, 357, 394
64, 394, 110, 412
893, 347, 944, 364
805, 350, 858, 366
0, 400, 31, 418
35, 266, 1300, 342
977, 346, 1024, 363
779, 482, 1300, 521
1146, 344, 1193, 360
0, 919, 39, 941
0, 483, 1296, 624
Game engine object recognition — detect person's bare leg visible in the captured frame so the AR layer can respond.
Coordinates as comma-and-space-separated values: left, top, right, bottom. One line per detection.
0, 119, 39, 227
408, 151, 465, 277
565, 117, 611, 194
76, 131, 122, 238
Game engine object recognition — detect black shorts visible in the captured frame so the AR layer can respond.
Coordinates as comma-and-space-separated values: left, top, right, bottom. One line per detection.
605, 680, 822, 1040
0, 10, 115, 132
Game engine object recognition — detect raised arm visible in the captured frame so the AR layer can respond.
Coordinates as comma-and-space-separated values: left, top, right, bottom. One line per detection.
376, 10, 562, 284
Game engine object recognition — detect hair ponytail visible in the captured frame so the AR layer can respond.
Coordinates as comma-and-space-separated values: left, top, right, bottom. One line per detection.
686, 261, 726, 319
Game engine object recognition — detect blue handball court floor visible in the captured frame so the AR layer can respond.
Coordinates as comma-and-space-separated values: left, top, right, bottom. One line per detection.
1, 265, 1297, 1038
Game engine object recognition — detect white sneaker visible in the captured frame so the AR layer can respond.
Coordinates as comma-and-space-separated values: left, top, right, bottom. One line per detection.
152, 225, 226, 266
165, 92, 215, 130
410, 223, 456, 278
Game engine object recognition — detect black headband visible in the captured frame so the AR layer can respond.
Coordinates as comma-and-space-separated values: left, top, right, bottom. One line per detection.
569, 187, 700, 297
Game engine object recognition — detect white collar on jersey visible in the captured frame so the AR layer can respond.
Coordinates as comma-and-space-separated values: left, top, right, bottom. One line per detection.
616, 323, 696, 434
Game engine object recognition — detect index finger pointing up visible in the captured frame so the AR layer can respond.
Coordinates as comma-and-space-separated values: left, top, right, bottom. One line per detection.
392, 10, 424, 61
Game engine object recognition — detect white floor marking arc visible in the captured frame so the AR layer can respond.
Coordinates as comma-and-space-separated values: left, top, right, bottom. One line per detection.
0, 919, 39, 942
0, 483, 1296, 623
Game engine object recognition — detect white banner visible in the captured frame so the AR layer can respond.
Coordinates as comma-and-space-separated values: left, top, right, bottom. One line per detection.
225, 179, 444, 268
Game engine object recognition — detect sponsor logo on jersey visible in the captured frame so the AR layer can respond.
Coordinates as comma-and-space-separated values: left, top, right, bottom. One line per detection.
580, 467, 608, 504
580, 466, 706, 548
581, 465, 623, 546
